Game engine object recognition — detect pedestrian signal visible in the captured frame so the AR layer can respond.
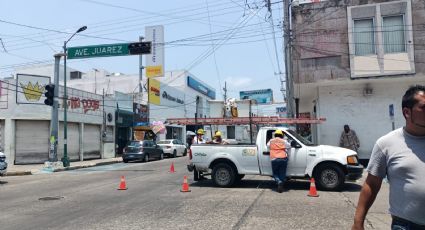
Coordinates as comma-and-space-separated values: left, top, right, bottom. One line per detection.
44, 84, 55, 106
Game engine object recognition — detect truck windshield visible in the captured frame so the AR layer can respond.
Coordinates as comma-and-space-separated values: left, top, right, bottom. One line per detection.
287, 130, 316, 146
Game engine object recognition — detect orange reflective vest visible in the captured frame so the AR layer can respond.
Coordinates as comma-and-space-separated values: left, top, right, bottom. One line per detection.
269, 138, 287, 159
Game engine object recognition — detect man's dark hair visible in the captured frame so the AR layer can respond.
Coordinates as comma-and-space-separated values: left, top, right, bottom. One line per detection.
402, 85, 425, 109
275, 133, 283, 138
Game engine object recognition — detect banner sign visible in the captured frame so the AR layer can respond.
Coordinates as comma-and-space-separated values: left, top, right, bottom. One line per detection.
16, 74, 50, 104
145, 25, 164, 78
276, 107, 287, 114
148, 78, 161, 105
187, 76, 216, 99
58, 87, 103, 116
134, 103, 149, 127
148, 78, 185, 106
240, 89, 273, 104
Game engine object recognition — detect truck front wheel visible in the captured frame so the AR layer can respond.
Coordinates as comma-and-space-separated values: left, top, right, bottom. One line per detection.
212, 163, 236, 187
314, 163, 345, 191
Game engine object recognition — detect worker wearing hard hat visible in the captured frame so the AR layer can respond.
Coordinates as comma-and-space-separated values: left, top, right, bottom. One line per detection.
193, 128, 207, 181
267, 129, 291, 193
193, 128, 206, 144
210, 131, 229, 144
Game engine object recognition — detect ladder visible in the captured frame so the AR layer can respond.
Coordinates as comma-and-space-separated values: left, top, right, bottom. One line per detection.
166, 117, 326, 126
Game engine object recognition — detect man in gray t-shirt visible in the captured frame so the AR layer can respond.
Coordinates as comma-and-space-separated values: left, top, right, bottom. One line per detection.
352, 85, 425, 230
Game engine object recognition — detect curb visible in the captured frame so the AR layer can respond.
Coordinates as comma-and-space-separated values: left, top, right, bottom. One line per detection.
5, 159, 123, 176
54, 160, 122, 172
5, 171, 32, 176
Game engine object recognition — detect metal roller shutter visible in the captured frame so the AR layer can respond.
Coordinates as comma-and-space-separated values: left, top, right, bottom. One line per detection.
83, 124, 101, 160
58, 122, 80, 161
15, 120, 49, 164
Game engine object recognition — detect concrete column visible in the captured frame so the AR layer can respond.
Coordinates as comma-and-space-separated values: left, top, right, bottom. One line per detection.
100, 124, 104, 159
4, 118, 15, 164
79, 122, 84, 161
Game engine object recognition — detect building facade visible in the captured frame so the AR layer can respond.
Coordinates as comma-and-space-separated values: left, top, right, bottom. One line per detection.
67, 69, 216, 144
0, 76, 116, 165
291, 0, 425, 162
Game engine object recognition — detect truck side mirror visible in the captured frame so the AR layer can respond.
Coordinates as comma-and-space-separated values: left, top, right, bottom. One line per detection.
291, 140, 301, 148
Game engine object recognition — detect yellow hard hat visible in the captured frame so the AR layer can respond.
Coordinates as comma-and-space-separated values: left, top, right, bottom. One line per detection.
197, 129, 204, 135
274, 130, 283, 135
215, 131, 222, 137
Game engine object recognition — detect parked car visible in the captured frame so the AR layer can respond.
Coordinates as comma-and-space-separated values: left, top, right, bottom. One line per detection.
157, 139, 187, 158
122, 140, 164, 163
0, 151, 7, 176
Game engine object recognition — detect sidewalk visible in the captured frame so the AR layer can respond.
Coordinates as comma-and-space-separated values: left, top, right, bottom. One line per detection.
6, 157, 123, 176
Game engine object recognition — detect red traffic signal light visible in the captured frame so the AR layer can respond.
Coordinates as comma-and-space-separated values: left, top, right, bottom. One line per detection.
44, 84, 55, 106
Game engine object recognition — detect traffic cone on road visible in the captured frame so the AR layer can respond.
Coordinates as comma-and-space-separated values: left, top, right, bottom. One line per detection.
307, 178, 319, 197
117, 176, 128, 190
169, 162, 176, 173
180, 175, 191, 192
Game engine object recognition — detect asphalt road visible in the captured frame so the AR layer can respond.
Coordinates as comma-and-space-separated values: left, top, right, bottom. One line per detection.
0, 157, 391, 230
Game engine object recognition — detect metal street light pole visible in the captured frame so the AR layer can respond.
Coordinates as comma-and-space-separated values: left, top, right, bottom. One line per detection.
62, 26, 87, 167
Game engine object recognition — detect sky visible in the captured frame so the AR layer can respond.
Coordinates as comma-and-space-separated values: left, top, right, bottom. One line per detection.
0, 0, 286, 115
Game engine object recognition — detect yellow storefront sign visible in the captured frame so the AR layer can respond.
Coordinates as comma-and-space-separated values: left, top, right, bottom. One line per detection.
146, 66, 163, 78
148, 78, 161, 105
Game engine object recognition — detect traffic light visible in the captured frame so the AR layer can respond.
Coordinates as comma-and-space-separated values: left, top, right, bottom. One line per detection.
44, 84, 55, 106
128, 42, 151, 55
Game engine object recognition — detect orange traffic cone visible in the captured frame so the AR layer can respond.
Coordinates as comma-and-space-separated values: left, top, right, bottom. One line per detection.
307, 178, 319, 197
180, 175, 191, 192
169, 162, 175, 173
118, 176, 128, 190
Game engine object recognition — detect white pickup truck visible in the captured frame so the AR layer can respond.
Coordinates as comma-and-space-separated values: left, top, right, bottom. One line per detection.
187, 127, 363, 191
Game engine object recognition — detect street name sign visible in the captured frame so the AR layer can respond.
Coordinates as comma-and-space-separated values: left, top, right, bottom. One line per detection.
67, 42, 152, 59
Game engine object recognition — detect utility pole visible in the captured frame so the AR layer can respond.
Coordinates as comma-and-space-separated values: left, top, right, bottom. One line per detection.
48, 54, 62, 163
195, 96, 200, 124
102, 88, 106, 138
284, 0, 294, 118
249, 99, 253, 144
223, 81, 227, 102
223, 81, 227, 118
139, 36, 144, 102
140, 36, 149, 129
62, 26, 87, 167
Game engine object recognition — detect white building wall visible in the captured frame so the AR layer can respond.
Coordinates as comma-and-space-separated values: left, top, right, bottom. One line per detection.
0, 77, 116, 164
15, 64, 80, 83
68, 69, 214, 121
316, 79, 424, 160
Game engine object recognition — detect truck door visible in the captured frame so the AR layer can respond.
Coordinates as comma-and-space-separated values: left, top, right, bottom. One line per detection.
285, 130, 309, 176
257, 129, 275, 176
284, 137, 307, 176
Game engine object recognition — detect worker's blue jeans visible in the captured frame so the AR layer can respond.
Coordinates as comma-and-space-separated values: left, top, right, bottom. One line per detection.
271, 158, 288, 184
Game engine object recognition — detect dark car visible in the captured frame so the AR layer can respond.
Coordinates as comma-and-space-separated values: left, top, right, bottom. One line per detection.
122, 140, 164, 163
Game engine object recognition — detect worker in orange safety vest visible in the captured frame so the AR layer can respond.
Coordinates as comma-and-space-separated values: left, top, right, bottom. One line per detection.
267, 129, 291, 193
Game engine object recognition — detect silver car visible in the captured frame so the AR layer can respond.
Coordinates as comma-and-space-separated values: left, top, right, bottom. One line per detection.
0, 151, 7, 176
157, 139, 187, 158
